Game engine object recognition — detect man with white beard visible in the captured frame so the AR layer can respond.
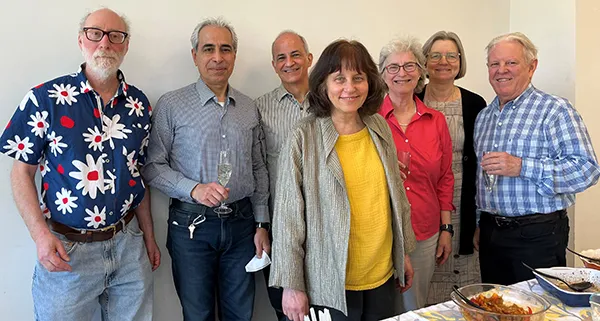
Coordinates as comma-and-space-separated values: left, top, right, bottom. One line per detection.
0, 8, 160, 321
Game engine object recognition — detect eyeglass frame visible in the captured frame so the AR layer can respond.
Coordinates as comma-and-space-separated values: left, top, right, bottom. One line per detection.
82, 27, 129, 44
427, 52, 461, 63
382, 62, 421, 75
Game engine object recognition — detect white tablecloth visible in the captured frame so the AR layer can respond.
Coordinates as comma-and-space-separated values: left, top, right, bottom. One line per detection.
384, 279, 594, 321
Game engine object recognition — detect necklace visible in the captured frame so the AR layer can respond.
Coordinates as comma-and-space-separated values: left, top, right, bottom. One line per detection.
395, 104, 416, 127
427, 86, 457, 102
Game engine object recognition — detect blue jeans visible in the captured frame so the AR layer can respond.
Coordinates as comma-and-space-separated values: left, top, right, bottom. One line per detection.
32, 217, 153, 321
167, 199, 256, 321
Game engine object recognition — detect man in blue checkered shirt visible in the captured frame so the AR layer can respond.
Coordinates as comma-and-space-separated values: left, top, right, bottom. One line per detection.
473, 32, 600, 285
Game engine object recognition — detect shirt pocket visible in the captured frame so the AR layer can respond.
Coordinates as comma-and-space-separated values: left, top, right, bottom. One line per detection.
508, 133, 549, 158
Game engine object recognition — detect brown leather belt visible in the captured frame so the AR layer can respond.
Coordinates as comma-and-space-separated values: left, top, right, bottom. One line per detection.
48, 211, 135, 243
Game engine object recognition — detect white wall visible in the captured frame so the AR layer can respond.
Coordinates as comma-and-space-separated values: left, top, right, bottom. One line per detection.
510, 0, 576, 102
509, 0, 579, 266
574, 0, 600, 265
0, 1, 511, 320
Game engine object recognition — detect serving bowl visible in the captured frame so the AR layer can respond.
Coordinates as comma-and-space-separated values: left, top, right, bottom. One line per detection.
532, 267, 600, 307
450, 283, 550, 321
580, 249, 600, 270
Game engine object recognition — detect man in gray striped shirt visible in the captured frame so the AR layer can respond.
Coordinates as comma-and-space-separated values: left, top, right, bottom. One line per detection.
143, 18, 269, 321
255, 30, 312, 321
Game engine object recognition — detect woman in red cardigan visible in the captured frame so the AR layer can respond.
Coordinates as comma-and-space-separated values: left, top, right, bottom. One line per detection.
378, 36, 454, 312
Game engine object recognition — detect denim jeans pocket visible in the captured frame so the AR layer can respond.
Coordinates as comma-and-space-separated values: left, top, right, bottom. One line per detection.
235, 201, 254, 220
168, 207, 203, 230
126, 217, 145, 237
50, 230, 79, 255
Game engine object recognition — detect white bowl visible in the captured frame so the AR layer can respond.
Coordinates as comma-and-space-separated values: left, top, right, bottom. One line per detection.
580, 249, 600, 270
533, 267, 600, 307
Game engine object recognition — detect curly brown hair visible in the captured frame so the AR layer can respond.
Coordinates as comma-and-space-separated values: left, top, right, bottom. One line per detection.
308, 39, 385, 117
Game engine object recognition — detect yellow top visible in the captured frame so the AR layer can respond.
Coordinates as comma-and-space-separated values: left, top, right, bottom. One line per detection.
335, 127, 394, 291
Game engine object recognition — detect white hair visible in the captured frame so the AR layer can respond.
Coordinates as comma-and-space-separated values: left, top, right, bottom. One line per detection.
190, 17, 238, 52
379, 36, 427, 93
486, 32, 538, 64
79, 8, 130, 34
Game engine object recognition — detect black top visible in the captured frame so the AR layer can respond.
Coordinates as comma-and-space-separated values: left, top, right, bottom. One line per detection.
417, 85, 487, 255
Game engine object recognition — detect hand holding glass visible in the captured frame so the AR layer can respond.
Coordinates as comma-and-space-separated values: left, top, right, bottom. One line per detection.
398, 151, 411, 178
483, 151, 497, 192
214, 150, 233, 215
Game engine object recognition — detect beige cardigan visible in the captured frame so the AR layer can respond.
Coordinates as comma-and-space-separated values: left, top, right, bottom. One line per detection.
269, 113, 416, 315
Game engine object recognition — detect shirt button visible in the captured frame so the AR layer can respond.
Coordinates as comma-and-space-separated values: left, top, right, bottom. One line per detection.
109, 211, 113, 215
405, 139, 409, 143
494, 144, 498, 148
454, 254, 460, 259
498, 122, 502, 126
105, 159, 110, 163
406, 187, 410, 191
222, 135, 226, 138
463, 156, 468, 161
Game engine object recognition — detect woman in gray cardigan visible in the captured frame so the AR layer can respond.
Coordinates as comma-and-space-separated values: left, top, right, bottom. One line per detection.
269, 39, 417, 321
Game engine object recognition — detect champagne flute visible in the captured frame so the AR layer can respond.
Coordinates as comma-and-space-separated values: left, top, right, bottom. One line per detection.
214, 150, 233, 215
483, 151, 497, 192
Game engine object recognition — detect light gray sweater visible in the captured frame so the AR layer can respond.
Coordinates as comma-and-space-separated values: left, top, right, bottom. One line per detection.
269, 113, 416, 315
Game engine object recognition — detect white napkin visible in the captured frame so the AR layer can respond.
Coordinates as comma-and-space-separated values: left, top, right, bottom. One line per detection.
245, 251, 271, 272
304, 308, 332, 321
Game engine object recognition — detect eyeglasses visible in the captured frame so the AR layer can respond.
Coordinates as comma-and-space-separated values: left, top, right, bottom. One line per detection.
82, 27, 128, 44
384, 62, 419, 74
428, 52, 460, 63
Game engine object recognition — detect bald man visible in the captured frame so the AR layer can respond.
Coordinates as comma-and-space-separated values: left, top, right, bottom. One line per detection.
255, 30, 313, 320
0, 8, 159, 320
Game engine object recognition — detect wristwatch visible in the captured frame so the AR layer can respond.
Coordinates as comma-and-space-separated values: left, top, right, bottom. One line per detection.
440, 224, 454, 237
256, 222, 271, 232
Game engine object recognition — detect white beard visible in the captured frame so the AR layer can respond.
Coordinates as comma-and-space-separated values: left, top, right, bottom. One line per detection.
82, 49, 123, 82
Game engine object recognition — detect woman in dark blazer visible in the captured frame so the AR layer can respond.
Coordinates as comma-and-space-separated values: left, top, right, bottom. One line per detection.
417, 31, 487, 305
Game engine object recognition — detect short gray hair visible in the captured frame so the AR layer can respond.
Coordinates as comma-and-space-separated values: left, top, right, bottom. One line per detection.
271, 30, 310, 56
79, 8, 130, 34
379, 36, 427, 94
422, 31, 467, 80
486, 32, 538, 64
190, 17, 238, 52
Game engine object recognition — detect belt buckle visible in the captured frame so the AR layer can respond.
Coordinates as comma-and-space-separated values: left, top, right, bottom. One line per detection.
494, 216, 514, 228
216, 212, 231, 219
100, 224, 118, 236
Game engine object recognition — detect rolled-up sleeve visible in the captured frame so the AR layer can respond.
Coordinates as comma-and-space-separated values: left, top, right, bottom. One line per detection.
520, 103, 600, 196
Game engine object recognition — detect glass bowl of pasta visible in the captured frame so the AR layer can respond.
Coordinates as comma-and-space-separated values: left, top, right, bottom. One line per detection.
450, 283, 551, 321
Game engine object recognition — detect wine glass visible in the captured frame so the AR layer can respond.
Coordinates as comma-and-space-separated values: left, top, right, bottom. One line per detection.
397, 150, 411, 178
483, 151, 497, 192
214, 150, 233, 215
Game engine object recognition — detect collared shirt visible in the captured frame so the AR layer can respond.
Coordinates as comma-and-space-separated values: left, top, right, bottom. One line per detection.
474, 85, 600, 218
0, 65, 151, 229
142, 78, 269, 222
379, 95, 455, 241
255, 85, 309, 218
